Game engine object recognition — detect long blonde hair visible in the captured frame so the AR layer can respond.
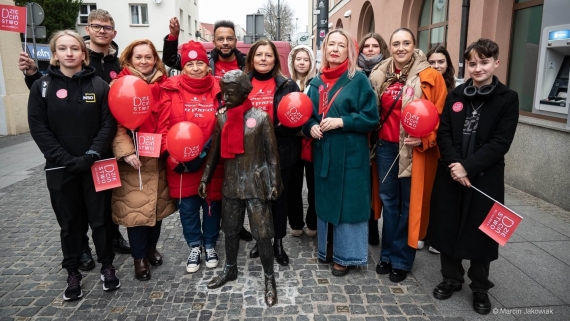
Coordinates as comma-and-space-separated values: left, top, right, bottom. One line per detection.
319, 29, 357, 79
49, 30, 89, 67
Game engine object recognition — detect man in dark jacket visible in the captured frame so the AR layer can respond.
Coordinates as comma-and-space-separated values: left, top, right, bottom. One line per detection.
162, 18, 254, 242
18, 9, 130, 269
162, 18, 246, 79
199, 70, 281, 307
429, 39, 519, 315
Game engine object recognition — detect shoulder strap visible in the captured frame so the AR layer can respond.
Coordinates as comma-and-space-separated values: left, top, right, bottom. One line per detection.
90, 77, 106, 110
322, 87, 343, 117
379, 87, 404, 127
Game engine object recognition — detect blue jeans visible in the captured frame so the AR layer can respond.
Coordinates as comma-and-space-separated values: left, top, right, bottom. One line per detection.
317, 217, 368, 266
178, 196, 221, 250
375, 140, 416, 271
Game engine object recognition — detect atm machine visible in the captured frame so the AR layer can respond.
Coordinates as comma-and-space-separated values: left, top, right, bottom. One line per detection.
534, 24, 570, 116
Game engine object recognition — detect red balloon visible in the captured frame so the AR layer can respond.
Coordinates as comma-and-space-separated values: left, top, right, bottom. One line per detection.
166, 122, 204, 162
108, 75, 152, 130
277, 92, 313, 127
401, 99, 440, 137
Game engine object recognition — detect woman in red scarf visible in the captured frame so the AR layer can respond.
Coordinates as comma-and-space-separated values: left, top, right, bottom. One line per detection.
301, 29, 379, 276
161, 41, 224, 275
111, 39, 176, 281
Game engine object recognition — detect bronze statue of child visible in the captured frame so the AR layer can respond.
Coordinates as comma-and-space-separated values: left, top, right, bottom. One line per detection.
199, 70, 282, 306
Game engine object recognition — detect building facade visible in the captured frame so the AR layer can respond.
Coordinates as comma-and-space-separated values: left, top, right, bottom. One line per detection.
313, 0, 570, 210
76, 0, 199, 56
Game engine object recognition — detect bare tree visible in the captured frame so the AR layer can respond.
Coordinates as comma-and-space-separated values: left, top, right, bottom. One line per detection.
262, 0, 294, 41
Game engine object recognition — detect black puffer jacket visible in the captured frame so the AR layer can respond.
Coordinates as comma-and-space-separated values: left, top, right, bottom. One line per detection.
248, 72, 301, 169
27, 66, 117, 169
25, 37, 120, 89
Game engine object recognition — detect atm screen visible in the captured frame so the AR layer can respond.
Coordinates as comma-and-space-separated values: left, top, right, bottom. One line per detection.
557, 57, 570, 80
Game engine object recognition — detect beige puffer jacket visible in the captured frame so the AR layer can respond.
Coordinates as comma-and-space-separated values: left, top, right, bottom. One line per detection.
369, 50, 430, 177
111, 69, 176, 227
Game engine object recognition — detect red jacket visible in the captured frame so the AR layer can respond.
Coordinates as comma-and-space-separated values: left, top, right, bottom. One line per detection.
161, 75, 224, 200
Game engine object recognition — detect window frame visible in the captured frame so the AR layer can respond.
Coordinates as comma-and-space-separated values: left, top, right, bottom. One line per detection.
417, 0, 449, 53
78, 3, 97, 25
129, 4, 149, 26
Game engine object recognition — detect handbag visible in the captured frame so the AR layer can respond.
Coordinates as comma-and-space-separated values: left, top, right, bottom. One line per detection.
301, 87, 344, 163
370, 87, 404, 160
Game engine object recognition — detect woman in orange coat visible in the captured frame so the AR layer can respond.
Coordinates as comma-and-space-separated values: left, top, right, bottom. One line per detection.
369, 28, 447, 283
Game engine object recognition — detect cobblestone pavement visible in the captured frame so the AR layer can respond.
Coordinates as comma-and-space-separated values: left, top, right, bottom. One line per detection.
0, 166, 458, 321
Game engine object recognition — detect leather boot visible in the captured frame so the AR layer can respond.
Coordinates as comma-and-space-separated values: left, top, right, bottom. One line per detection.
273, 238, 289, 266
264, 274, 278, 307
146, 247, 163, 266
207, 264, 238, 289
134, 258, 151, 281
249, 243, 259, 258
78, 245, 95, 271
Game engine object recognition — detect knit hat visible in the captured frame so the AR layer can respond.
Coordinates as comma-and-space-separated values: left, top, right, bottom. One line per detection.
180, 41, 209, 67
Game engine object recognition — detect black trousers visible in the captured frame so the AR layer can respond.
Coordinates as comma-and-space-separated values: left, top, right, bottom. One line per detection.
222, 198, 274, 275
440, 253, 494, 292
272, 166, 291, 239
126, 220, 162, 259
81, 206, 122, 246
287, 160, 317, 231
46, 170, 114, 271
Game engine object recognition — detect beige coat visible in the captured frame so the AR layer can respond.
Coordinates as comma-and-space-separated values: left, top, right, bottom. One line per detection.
111, 68, 176, 227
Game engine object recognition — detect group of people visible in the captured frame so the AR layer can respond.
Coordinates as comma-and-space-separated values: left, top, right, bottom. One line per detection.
20, 8, 519, 314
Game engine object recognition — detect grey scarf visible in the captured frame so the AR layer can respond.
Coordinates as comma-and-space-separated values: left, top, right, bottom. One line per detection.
358, 53, 384, 72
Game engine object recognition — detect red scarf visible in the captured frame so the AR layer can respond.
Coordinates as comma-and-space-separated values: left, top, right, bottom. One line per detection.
179, 74, 218, 95
321, 59, 348, 81
221, 99, 253, 158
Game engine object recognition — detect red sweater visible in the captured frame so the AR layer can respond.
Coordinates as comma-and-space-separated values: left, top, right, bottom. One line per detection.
161, 75, 224, 200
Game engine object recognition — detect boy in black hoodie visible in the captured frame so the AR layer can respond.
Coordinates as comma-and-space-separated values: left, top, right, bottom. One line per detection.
28, 30, 120, 301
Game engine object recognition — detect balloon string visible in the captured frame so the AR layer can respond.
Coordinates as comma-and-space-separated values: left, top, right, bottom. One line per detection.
179, 174, 183, 205
133, 131, 143, 190
381, 141, 407, 184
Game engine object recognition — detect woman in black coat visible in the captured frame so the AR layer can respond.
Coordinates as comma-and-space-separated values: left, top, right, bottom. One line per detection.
245, 39, 301, 266
428, 39, 519, 315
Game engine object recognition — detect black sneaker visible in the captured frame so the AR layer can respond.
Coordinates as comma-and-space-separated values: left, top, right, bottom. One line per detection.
112, 235, 131, 254
100, 265, 121, 291
79, 245, 95, 271
63, 271, 83, 301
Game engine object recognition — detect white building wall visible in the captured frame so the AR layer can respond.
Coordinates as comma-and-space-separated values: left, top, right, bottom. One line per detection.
76, 0, 199, 57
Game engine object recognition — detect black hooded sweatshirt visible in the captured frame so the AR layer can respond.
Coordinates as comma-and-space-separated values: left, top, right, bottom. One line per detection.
27, 65, 117, 169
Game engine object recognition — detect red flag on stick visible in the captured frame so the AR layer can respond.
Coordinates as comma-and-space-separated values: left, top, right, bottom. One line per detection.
0, 4, 27, 33
91, 158, 122, 192
473, 186, 523, 246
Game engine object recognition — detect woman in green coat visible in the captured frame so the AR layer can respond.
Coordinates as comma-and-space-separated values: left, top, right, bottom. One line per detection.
302, 29, 379, 276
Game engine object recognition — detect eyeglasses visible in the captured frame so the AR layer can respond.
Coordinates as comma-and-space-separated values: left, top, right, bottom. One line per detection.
89, 24, 114, 33
215, 37, 236, 43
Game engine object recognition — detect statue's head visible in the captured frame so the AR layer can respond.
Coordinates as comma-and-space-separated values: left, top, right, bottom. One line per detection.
220, 70, 253, 108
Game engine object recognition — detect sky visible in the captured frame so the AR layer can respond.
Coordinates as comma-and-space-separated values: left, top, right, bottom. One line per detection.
199, 0, 310, 36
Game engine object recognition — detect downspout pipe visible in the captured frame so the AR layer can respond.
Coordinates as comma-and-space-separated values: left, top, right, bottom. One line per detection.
457, 0, 470, 80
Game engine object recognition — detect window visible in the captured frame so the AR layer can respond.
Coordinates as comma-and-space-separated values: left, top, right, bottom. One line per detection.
417, 0, 449, 54
130, 4, 148, 25
78, 4, 97, 24
195, 20, 198, 36
508, 0, 544, 112
188, 15, 192, 36
179, 9, 184, 31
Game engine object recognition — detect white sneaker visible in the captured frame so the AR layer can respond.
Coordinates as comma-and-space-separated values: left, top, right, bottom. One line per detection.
291, 229, 303, 237
205, 248, 219, 268
186, 246, 201, 273
429, 246, 440, 254
417, 240, 425, 250
304, 228, 317, 237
